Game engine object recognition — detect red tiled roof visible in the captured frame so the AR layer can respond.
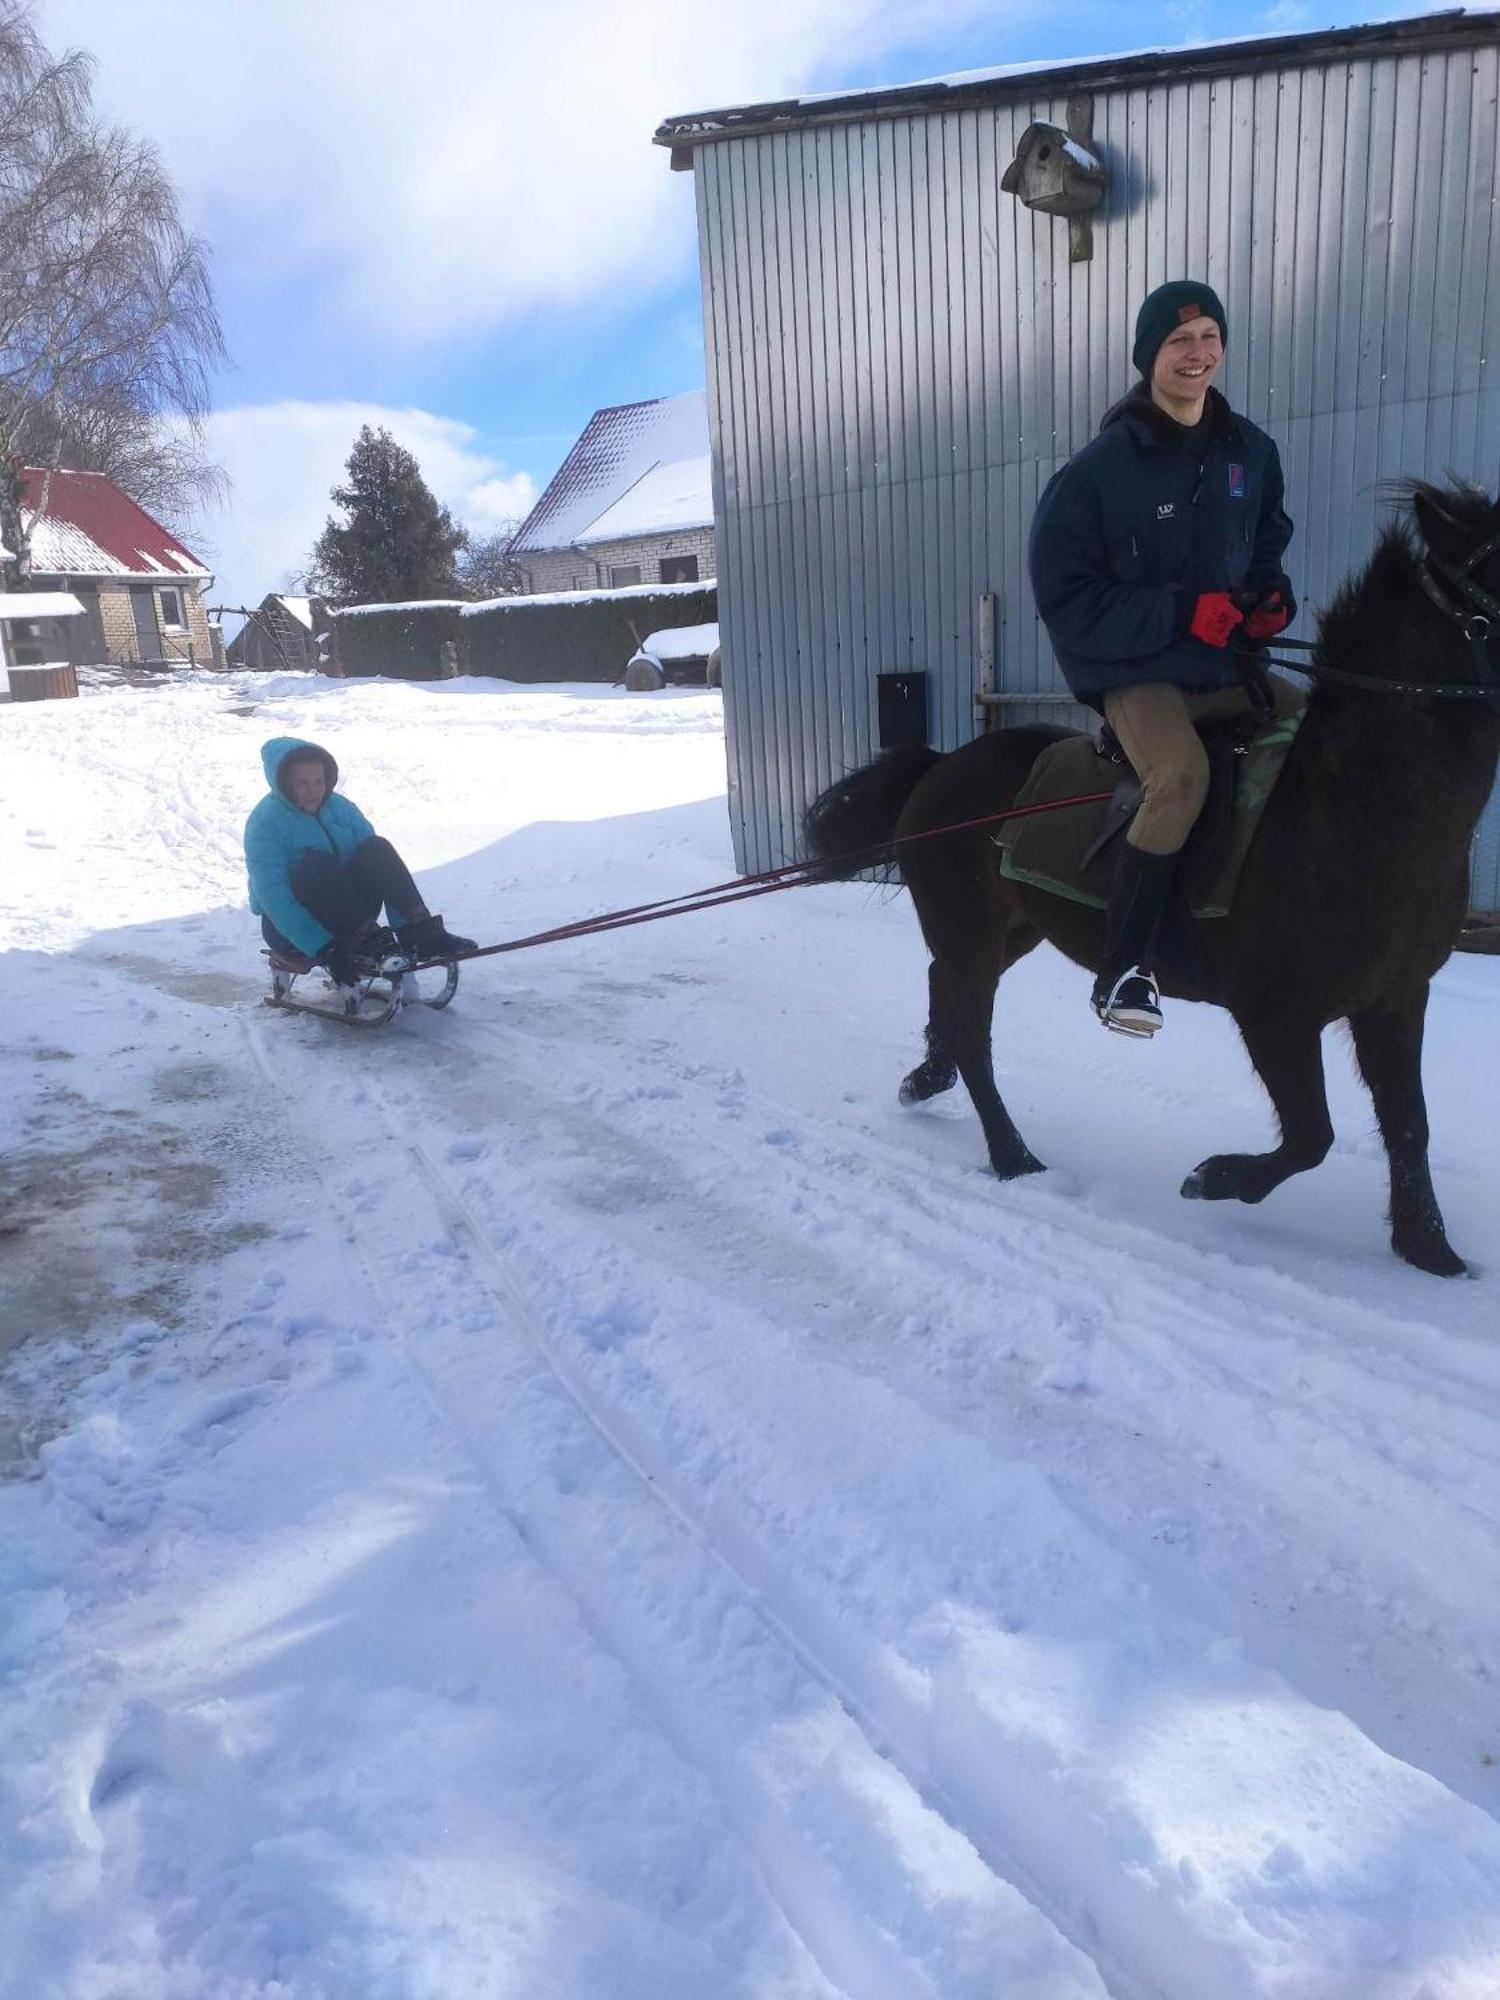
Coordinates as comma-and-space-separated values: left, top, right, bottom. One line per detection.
19, 467, 210, 579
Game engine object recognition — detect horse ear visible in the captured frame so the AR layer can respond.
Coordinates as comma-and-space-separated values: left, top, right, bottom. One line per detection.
1411, 484, 1467, 555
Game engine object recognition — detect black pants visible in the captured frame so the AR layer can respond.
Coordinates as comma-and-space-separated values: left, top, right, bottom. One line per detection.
261, 836, 421, 955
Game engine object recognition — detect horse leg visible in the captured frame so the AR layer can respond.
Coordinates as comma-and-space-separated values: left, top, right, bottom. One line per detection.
899, 961, 959, 1103
1349, 986, 1466, 1277
1182, 1007, 1333, 1204
927, 925, 1045, 1180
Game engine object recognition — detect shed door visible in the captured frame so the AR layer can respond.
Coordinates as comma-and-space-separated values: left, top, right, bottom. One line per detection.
130, 586, 159, 660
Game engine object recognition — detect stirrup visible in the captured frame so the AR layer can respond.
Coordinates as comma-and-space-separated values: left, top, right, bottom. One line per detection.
1093, 965, 1162, 1038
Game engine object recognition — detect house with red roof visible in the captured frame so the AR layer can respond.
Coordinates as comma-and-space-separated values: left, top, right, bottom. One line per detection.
2, 467, 216, 670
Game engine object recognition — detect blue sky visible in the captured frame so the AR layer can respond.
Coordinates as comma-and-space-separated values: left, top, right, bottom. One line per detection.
38, 0, 1451, 617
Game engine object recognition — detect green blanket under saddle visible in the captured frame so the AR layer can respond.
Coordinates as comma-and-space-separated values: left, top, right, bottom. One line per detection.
997, 706, 1304, 919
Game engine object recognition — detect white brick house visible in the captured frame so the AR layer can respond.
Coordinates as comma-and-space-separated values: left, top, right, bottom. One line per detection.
4, 467, 215, 668
508, 390, 716, 594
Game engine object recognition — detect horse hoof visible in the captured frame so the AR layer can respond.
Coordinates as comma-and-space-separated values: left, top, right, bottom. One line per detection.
993, 1151, 1046, 1182
1394, 1233, 1470, 1279
899, 1063, 958, 1106
1181, 1155, 1269, 1204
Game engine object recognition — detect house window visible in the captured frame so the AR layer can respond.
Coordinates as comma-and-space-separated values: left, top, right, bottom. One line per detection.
159, 586, 185, 630
660, 555, 699, 584
609, 564, 642, 588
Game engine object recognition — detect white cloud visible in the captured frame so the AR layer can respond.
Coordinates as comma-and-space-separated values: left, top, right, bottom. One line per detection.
41, 0, 1012, 350
194, 401, 537, 618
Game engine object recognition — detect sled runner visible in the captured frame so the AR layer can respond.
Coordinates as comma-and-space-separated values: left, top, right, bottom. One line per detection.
263, 946, 459, 1027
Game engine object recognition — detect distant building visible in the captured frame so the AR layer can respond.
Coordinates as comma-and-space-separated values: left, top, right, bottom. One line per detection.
508, 390, 715, 595
3, 467, 214, 668
225, 594, 327, 672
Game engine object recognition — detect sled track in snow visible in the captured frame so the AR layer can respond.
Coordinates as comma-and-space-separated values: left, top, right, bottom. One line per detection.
404, 1003, 1500, 1816
249, 995, 1500, 1994
246, 1011, 1114, 1998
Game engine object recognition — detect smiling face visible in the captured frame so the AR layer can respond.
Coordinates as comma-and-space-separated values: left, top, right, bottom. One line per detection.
283, 754, 328, 813
1150, 314, 1224, 419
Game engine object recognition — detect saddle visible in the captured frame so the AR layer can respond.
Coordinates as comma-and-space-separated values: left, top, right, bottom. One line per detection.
996, 696, 1305, 921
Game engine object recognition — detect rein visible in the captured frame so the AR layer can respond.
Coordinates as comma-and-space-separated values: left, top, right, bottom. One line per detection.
408, 524, 1500, 974
1237, 530, 1500, 703
411, 785, 1115, 968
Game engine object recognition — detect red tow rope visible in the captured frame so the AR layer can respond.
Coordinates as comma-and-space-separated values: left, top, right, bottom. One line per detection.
418, 786, 1115, 966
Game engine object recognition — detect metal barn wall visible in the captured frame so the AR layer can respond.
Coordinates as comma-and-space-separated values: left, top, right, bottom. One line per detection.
693, 37, 1500, 906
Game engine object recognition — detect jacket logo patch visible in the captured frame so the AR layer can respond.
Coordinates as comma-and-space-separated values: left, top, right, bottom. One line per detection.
1228, 462, 1246, 497
1156, 502, 1175, 519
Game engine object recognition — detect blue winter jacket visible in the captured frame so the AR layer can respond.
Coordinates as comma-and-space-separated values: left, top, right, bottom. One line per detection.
1028, 384, 1295, 706
244, 736, 379, 956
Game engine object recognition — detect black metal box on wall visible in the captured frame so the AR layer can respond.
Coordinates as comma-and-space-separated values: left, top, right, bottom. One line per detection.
877, 671, 928, 749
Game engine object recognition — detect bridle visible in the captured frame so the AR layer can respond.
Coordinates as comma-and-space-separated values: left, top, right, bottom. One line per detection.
1416, 524, 1500, 704
1241, 523, 1500, 708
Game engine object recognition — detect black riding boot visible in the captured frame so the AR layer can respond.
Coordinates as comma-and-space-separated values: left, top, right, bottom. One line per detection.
1091, 841, 1180, 1036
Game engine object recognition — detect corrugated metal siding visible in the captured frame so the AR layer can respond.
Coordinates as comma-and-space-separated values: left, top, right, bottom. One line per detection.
695, 38, 1500, 905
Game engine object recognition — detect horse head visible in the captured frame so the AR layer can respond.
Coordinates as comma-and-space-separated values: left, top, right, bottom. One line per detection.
1404, 482, 1500, 705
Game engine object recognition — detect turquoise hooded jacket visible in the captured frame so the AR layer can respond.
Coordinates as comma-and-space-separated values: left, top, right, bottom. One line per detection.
244, 736, 380, 955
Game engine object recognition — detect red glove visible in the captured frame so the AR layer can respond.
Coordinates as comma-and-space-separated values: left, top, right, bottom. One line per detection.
1244, 588, 1291, 640
1189, 592, 1246, 648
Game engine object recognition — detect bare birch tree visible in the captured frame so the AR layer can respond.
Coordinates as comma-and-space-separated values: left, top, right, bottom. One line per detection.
0, 2, 224, 573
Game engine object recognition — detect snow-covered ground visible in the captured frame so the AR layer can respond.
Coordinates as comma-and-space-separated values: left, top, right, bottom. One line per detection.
2, 670, 1499, 1999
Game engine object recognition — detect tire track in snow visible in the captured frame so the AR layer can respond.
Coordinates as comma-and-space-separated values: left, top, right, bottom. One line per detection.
246, 1012, 1107, 2000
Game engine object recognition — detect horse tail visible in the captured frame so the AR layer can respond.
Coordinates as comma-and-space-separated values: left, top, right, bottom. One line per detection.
803, 745, 943, 879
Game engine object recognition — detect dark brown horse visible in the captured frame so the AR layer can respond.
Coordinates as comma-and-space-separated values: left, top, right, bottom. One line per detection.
805, 484, 1500, 1276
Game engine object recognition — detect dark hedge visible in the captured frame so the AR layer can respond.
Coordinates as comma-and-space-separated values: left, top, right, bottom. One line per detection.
461, 584, 717, 683
330, 585, 717, 683
331, 603, 465, 680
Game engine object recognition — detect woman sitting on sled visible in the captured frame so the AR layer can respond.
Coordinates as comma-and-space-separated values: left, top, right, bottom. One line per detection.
245, 736, 475, 986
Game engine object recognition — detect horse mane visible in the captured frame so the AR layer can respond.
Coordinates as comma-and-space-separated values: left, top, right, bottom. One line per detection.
1314, 479, 1497, 680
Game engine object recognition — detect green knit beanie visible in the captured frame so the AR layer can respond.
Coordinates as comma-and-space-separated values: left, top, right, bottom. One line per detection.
1132, 280, 1227, 376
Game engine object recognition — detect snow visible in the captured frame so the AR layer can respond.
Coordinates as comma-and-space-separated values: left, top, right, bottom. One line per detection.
461, 576, 716, 615
511, 390, 708, 555
3, 669, 1500, 1998
574, 452, 714, 544
334, 578, 717, 623
1060, 136, 1100, 171
639, 620, 718, 661
0, 593, 86, 620
333, 597, 469, 618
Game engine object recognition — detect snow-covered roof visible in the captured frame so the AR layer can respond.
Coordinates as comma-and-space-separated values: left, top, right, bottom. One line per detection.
275, 595, 316, 628
0, 591, 86, 619
19, 467, 211, 581
510, 392, 711, 554
637, 621, 718, 661
655, 10, 1499, 155
574, 453, 714, 546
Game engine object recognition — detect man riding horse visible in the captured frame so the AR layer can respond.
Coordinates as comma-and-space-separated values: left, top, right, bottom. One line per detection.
1028, 280, 1300, 1035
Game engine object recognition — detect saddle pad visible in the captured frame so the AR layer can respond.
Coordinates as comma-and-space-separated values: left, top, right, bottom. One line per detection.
997, 707, 1304, 919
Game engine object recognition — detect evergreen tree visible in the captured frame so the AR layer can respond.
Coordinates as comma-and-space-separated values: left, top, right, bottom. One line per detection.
309, 426, 466, 603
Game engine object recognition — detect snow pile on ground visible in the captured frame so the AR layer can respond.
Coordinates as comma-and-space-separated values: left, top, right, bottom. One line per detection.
2, 670, 1499, 1998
